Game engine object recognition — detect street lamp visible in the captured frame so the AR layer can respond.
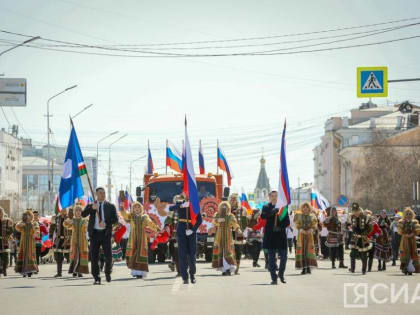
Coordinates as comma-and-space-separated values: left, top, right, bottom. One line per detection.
129, 155, 147, 196
71, 103, 93, 120
96, 131, 119, 189
0, 36, 41, 56
107, 134, 127, 200
46, 84, 77, 215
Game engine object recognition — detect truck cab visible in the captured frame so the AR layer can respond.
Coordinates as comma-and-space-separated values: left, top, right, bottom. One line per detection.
142, 173, 224, 262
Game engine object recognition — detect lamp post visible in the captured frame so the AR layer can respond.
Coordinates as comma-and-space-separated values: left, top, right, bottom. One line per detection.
71, 103, 93, 120
95, 131, 118, 189
0, 36, 40, 57
107, 134, 127, 200
46, 84, 77, 215
129, 155, 146, 196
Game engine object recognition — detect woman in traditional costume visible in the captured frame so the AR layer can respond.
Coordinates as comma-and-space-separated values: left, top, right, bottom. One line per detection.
121, 201, 159, 278
398, 207, 420, 275
324, 207, 346, 269
374, 210, 392, 271
294, 202, 318, 274
15, 210, 39, 277
64, 204, 89, 277
212, 201, 242, 276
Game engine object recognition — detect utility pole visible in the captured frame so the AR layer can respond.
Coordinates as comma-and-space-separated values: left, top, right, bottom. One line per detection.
46, 85, 77, 215
297, 177, 301, 209
107, 134, 127, 201
129, 155, 146, 196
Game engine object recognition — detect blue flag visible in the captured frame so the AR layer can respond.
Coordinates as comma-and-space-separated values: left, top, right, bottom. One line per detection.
58, 124, 86, 211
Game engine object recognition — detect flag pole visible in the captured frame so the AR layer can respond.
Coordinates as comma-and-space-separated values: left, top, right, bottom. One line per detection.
216, 139, 219, 175
70, 117, 97, 203
165, 139, 168, 174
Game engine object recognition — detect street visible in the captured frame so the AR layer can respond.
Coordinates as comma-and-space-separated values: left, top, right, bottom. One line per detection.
1, 253, 419, 315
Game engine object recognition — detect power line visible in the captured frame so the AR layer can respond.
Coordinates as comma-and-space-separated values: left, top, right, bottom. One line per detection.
9, 107, 31, 138
0, 106, 11, 127
0, 23, 413, 50
1, 20, 420, 58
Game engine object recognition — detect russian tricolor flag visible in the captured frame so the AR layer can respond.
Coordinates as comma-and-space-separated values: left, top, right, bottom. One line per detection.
276, 120, 291, 221
147, 140, 154, 174
217, 141, 232, 186
183, 118, 200, 225
311, 189, 329, 210
166, 140, 183, 173
240, 188, 253, 215
199, 139, 205, 175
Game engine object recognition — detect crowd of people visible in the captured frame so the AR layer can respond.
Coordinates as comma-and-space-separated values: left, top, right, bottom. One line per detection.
1, 188, 420, 286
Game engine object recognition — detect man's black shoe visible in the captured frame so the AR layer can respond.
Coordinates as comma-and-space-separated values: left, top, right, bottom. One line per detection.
190, 277, 196, 284
183, 279, 189, 284
271, 280, 278, 285
94, 277, 101, 285
279, 276, 286, 284
106, 274, 111, 283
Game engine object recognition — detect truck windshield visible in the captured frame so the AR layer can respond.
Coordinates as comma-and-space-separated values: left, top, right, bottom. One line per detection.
148, 180, 216, 203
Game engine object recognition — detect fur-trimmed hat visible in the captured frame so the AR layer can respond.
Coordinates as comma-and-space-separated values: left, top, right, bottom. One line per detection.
351, 202, 360, 212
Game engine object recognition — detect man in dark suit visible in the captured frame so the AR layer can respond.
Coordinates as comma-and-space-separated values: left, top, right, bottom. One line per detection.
82, 187, 118, 284
261, 191, 290, 285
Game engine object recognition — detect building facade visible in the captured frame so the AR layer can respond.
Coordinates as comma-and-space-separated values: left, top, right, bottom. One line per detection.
0, 128, 23, 219
313, 101, 420, 208
22, 139, 97, 215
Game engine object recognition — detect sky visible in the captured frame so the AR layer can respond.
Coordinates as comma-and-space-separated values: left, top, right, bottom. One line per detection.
1, 0, 420, 198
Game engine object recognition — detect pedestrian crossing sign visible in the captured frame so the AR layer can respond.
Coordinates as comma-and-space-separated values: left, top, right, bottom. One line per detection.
357, 66, 388, 98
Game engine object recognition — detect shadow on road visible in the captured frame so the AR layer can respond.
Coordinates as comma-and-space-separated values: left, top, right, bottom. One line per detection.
197, 274, 221, 277
51, 284, 92, 288
136, 283, 172, 288
5, 286, 36, 289
146, 276, 178, 281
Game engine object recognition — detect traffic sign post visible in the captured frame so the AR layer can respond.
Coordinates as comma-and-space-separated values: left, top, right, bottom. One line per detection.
0, 78, 27, 106
357, 66, 388, 98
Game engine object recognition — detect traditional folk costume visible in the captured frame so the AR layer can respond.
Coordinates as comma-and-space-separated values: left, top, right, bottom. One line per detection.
367, 214, 381, 272
49, 212, 71, 277
0, 210, 13, 276
312, 209, 320, 257
252, 216, 268, 269
294, 207, 318, 274
248, 210, 263, 267
230, 196, 248, 275
165, 211, 180, 275
374, 213, 392, 271
324, 208, 346, 269
121, 205, 159, 278
212, 202, 241, 276
63, 217, 89, 276
15, 211, 39, 277
348, 203, 372, 275
398, 208, 420, 275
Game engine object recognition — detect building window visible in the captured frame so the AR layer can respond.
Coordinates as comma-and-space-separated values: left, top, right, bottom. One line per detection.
351, 135, 359, 145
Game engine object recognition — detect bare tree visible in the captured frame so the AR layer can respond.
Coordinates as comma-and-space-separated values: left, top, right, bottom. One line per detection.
354, 130, 420, 211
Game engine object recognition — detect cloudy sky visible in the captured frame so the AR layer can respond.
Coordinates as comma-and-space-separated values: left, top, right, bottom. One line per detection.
1, 0, 420, 199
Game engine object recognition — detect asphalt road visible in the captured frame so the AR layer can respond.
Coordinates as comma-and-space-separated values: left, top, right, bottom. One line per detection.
1, 252, 419, 315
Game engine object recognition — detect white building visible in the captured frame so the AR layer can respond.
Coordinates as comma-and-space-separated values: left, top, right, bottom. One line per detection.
313, 101, 419, 206
22, 139, 97, 215
290, 183, 312, 210
0, 128, 23, 219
